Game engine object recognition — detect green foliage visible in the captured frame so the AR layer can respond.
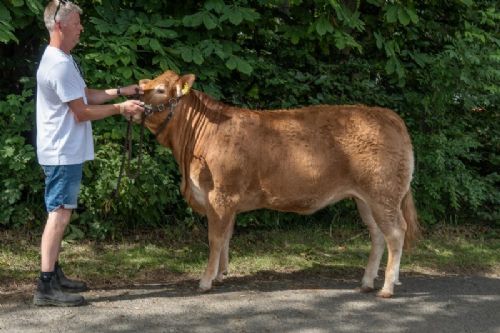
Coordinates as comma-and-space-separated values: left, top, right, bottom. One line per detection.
75, 138, 184, 240
0, 0, 43, 44
0, 89, 44, 227
0, 0, 498, 237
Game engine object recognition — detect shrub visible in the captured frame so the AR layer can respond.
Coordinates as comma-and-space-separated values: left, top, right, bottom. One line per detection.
0, 0, 498, 237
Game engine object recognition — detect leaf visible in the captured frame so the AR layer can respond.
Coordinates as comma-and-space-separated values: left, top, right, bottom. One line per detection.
11, 0, 24, 7
200, 40, 216, 57
220, 6, 256, 25
182, 12, 204, 28
366, 0, 383, 6
66, 224, 85, 241
153, 28, 178, 39
205, 0, 225, 13
214, 47, 227, 59
247, 84, 259, 99
385, 57, 397, 74
3, 146, 15, 158
374, 31, 384, 49
236, 58, 253, 75
181, 47, 193, 63
118, 67, 132, 79
228, 8, 243, 25
406, 8, 419, 24
0, 3, 11, 21
241, 8, 260, 22
332, 30, 362, 52
315, 16, 333, 36
90, 17, 111, 33
127, 24, 140, 34
149, 39, 165, 55
395, 59, 405, 79
203, 12, 218, 30
25, 0, 43, 14
225, 55, 238, 70
385, 5, 398, 24
155, 18, 177, 28
120, 55, 131, 66
137, 37, 150, 46
398, 7, 411, 26
103, 55, 116, 66
409, 52, 429, 67
334, 31, 346, 49
0, 23, 18, 44
459, 0, 473, 6
193, 52, 204, 65
384, 40, 397, 57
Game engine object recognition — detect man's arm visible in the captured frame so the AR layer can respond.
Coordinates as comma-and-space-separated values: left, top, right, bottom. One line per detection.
68, 98, 144, 123
85, 88, 119, 105
85, 84, 142, 105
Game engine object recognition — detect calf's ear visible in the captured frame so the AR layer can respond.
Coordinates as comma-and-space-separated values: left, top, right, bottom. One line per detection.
175, 74, 196, 97
139, 79, 151, 90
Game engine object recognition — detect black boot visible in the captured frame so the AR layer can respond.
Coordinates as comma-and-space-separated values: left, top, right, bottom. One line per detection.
55, 262, 88, 292
33, 273, 85, 307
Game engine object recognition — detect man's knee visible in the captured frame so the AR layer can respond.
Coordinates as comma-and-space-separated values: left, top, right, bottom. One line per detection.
47, 208, 73, 228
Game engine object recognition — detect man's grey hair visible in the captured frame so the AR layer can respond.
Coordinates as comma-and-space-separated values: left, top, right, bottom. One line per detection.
44, 0, 83, 32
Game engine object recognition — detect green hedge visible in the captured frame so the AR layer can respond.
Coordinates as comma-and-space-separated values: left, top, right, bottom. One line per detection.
1, 0, 498, 237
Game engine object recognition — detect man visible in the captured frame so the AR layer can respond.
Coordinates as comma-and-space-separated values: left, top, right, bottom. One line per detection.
34, 0, 144, 306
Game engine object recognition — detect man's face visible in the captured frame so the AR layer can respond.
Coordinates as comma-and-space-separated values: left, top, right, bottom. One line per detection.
59, 11, 83, 51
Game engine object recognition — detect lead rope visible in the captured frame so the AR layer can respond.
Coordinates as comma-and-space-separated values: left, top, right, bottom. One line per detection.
113, 88, 145, 198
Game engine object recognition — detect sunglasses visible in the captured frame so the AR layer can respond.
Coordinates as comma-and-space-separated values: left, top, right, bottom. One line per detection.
53, 0, 69, 22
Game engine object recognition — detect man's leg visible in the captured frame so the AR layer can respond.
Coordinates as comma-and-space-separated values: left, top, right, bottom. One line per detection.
40, 208, 88, 292
41, 208, 72, 272
34, 208, 84, 306
34, 164, 85, 306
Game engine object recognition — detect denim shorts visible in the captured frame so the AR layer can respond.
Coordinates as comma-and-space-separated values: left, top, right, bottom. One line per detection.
42, 164, 83, 212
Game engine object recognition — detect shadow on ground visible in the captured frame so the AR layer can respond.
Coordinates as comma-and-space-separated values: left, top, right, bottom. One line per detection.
1, 265, 499, 333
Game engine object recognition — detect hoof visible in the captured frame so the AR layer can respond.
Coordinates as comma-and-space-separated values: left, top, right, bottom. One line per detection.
376, 290, 393, 298
198, 281, 212, 293
215, 271, 228, 283
358, 286, 375, 293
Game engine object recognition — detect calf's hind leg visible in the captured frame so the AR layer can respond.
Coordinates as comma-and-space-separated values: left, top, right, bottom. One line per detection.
371, 204, 406, 298
216, 221, 235, 282
355, 198, 385, 293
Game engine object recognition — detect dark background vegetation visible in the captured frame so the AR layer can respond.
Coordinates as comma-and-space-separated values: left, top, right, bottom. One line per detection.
0, 0, 498, 239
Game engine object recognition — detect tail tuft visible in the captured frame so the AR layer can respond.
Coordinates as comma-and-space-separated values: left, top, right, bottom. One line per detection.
402, 190, 420, 251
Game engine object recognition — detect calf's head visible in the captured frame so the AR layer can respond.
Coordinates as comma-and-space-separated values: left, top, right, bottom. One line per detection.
139, 70, 196, 110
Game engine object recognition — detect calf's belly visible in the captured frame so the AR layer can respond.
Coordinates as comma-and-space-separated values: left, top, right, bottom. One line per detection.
259, 182, 354, 214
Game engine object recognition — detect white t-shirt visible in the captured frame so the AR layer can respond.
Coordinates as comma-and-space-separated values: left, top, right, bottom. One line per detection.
36, 45, 94, 165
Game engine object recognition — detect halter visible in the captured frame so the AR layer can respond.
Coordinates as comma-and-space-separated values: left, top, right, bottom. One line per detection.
143, 97, 181, 137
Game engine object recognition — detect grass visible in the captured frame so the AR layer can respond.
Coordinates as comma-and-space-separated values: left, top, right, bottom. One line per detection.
0, 223, 498, 293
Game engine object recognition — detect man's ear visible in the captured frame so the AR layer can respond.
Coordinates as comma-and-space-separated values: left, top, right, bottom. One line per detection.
175, 74, 196, 97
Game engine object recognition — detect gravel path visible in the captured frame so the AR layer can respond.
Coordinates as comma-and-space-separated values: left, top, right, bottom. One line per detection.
1, 274, 499, 333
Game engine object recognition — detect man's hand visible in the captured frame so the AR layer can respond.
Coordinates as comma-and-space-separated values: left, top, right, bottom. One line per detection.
118, 84, 143, 97
118, 100, 144, 117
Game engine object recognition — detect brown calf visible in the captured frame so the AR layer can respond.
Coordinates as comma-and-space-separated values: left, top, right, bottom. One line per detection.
138, 70, 419, 298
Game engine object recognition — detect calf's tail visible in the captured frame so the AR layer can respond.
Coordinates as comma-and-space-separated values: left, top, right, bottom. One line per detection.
402, 189, 420, 250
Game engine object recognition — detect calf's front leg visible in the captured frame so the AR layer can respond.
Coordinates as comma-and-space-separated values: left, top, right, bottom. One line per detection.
199, 210, 235, 292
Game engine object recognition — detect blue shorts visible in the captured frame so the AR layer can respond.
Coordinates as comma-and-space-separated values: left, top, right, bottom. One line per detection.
42, 164, 83, 213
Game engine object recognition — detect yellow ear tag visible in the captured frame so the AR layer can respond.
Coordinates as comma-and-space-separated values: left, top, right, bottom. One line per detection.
181, 83, 190, 95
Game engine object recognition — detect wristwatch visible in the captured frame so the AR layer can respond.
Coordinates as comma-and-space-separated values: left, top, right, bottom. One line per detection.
117, 87, 122, 96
